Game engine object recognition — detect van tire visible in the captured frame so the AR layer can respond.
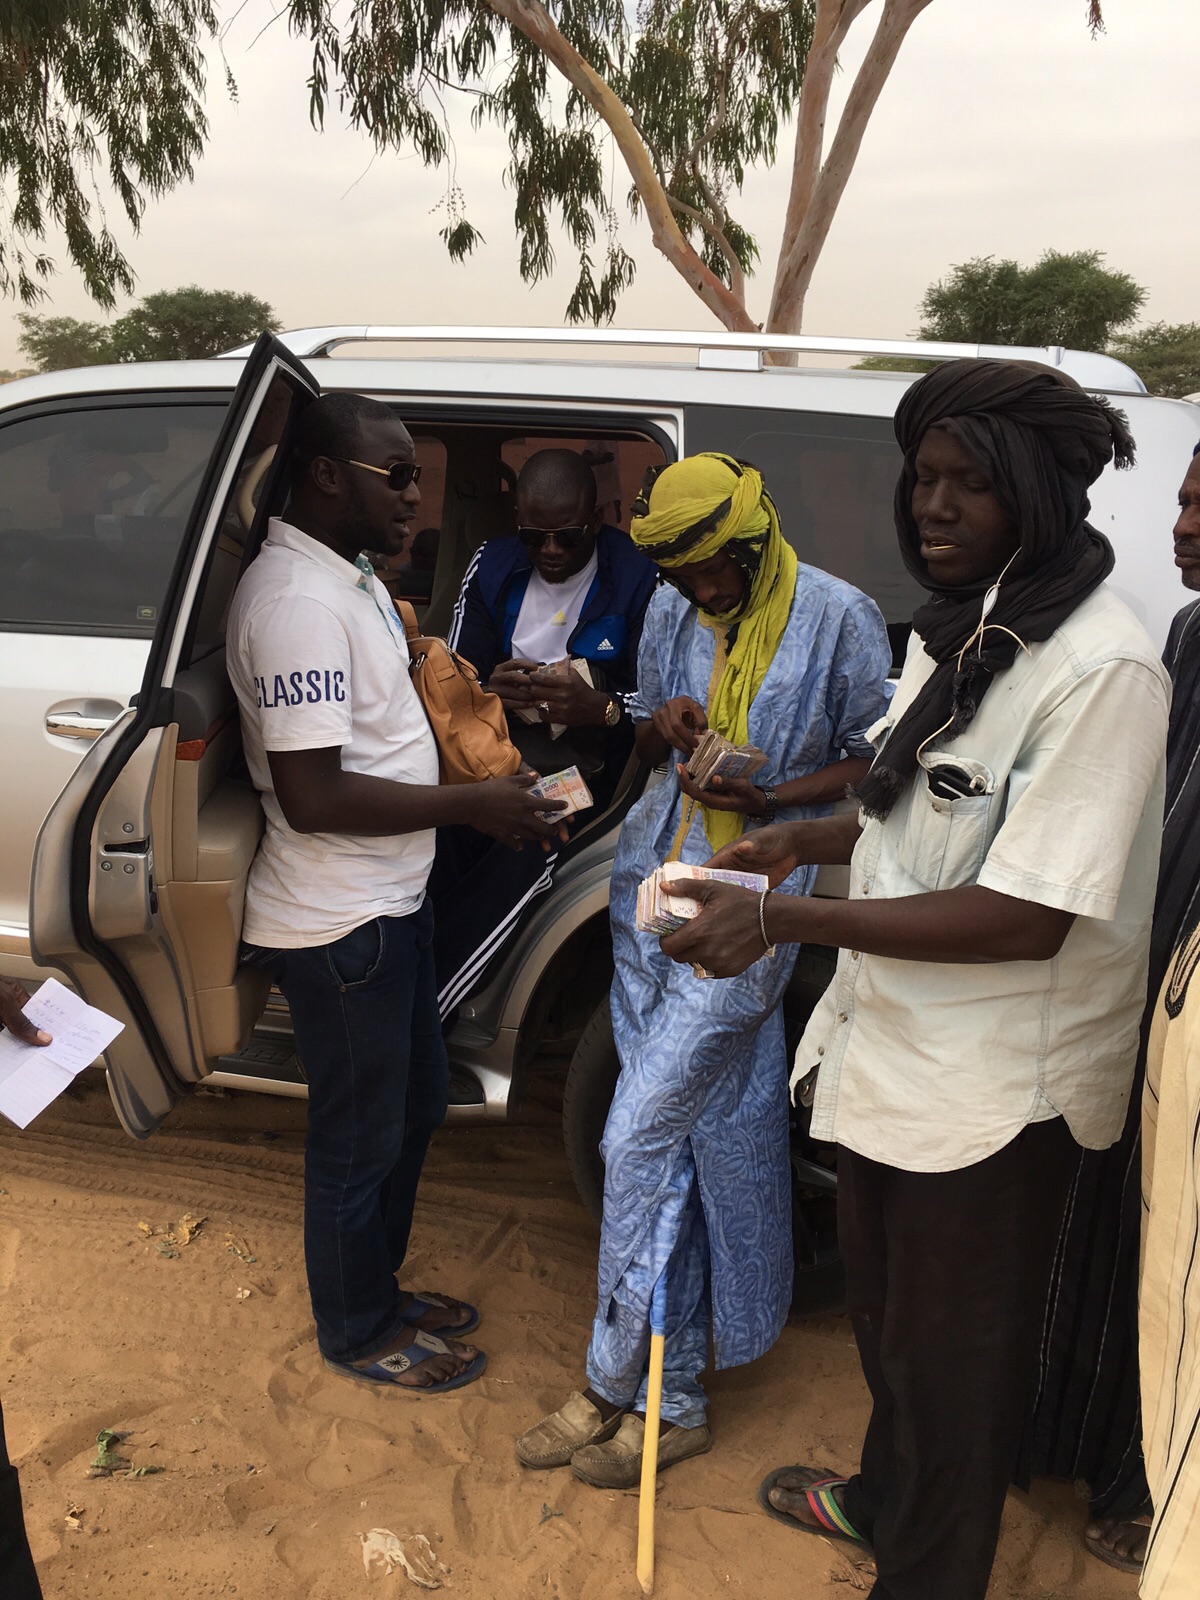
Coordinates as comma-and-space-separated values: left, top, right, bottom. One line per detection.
562, 998, 620, 1226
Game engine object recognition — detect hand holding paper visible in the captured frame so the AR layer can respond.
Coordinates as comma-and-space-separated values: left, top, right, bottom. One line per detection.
0, 977, 50, 1047
0, 978, 124, 1129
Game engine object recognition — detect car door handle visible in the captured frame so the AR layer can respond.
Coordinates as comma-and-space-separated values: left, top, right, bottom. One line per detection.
45, 706, 123, 741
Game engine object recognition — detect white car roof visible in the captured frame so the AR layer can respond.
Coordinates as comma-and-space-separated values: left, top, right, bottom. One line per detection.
0, 324, 1150, 417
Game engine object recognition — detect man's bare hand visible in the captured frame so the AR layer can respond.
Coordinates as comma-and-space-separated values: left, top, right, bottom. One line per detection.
658, 880, 770, 977
529, 666, 611, 728
705, 822, 803, 887
0, 978, 51, 1046
472, 772, 567, 851
677, 765, 766, 815
651, 696, 708, 755
488, 658, 542, 711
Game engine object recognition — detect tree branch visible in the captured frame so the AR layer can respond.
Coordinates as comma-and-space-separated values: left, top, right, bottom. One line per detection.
483, 0, 757, 332
680, 63, 729, 173
667, 187, 745, 306
770, 0, 869, 317
768, 0, 934, 334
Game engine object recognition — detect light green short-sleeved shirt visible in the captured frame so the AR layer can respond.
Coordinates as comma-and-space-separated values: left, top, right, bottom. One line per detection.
800, 583, 1170, 1173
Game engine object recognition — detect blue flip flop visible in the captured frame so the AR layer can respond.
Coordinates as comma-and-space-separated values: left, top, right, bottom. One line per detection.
399, 1290, 481, 1339
324, 1329, 487, 1394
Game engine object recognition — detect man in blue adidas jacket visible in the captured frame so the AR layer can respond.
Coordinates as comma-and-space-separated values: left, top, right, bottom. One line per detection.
449, 451, 656, 738
434, 449, 657, 1016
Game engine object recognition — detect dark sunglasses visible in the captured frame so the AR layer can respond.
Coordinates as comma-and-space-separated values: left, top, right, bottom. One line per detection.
517, 525, 590, 552
333, 457, 422, 491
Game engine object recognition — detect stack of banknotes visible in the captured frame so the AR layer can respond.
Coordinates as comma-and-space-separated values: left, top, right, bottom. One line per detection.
685, 728, 768, 789
512, 656, 594, 736
636, 859, 769, 936
529, 765, 594, 821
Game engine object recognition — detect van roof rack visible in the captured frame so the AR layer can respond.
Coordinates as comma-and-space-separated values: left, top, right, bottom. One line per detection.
221, 325, 1146, 393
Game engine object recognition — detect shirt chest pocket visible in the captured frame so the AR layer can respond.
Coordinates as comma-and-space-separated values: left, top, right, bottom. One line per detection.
901, 756, 1002, 891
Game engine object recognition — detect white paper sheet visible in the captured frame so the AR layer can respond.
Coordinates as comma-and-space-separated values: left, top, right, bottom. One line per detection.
0, 978, 124, 1129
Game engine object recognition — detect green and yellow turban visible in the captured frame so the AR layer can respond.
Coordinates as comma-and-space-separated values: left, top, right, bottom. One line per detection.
630, 452, 798, 850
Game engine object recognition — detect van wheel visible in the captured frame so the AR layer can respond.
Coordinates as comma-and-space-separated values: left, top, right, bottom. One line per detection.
562, 999, 619, 1225
562, 996, 845, 1315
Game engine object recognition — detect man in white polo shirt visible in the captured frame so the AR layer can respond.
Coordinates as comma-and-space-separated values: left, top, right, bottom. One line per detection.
656, 361, 1170, 1598
227, 392, 560, 1393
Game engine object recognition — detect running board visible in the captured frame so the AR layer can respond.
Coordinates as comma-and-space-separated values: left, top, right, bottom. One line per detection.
211, 1033, 488, 1110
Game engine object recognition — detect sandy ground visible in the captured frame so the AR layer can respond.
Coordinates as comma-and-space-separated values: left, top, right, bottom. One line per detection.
0, 1066, 1140, 1600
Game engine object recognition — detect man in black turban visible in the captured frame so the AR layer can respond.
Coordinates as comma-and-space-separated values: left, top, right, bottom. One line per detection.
655, 359, 1169, 1600
856, 358, 1134, 820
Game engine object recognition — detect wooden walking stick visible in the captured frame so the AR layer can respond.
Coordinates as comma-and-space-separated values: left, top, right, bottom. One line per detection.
636, 1270, 668, 1595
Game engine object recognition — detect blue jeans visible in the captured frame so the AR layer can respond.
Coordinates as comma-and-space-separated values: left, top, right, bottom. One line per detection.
242, 901, 449, 1363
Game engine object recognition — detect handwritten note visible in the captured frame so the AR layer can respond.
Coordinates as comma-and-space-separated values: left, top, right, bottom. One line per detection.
0, 978, 124, 1129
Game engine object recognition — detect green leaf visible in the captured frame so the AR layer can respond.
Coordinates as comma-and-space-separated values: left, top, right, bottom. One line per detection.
283, 0, 815, 324
1, 0, 217, 306
1109, 322, 1200, 399
439, 219, 485, 261
108, 286, 280, 361
917, 250, 1147, 351
16, 312, 115, 370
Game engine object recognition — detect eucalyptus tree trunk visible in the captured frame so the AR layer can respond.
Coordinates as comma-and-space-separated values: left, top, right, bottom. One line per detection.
766, 0, 935, 337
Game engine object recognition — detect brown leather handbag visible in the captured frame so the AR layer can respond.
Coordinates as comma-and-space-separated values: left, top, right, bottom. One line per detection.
395, 601, 523, 785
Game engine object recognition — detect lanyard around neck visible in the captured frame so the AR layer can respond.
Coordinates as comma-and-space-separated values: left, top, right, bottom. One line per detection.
354, 554, 409, 655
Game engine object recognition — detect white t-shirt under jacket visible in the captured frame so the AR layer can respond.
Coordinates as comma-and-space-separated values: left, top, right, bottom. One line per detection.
510, 550, 599, 663
227, 518, 440, 949
799, 583, 1170, 1173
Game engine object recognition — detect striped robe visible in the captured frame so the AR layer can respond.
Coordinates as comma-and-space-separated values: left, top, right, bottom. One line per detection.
586, 569, 891, 1423
1140, 928, 1200, 1598
1030, 600, 1200, 1516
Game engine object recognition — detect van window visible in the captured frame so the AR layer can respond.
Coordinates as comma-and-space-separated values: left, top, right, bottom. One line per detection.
684, 406, 919, 642
368, 417, 670, 634
0, 399, 229, 636
501, 433, 666, 532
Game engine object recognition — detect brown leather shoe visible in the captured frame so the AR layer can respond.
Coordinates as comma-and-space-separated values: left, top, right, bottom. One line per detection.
516, 1391, 628, 1469
570, 1414, 713, 1488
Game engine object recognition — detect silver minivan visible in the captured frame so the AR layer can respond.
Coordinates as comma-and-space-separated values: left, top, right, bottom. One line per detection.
2, 327, 1196, 1306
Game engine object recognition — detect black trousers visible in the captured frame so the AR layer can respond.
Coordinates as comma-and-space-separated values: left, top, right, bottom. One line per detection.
429, 823, 559, 1019
838, 1118, 1075, 1600
1029, 1082, 1149, 1519
0, 1397, 41, 1600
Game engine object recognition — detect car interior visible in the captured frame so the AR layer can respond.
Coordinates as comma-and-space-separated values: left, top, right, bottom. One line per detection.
111, 398, 674, 1082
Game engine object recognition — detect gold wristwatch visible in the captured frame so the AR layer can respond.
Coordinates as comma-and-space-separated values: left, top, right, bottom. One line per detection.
603, 695, 622, 728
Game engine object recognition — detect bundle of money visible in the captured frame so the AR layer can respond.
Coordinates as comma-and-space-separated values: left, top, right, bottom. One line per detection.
685, 728, 768, 789
528, 765, 594, 821
512, 657, 593, 735
636, 859, 768, 936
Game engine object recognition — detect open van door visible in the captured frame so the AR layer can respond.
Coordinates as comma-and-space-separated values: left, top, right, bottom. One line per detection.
28, 334, 319, 1137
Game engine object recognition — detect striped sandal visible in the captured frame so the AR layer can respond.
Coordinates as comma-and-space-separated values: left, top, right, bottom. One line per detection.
757, 1464, 871, 1549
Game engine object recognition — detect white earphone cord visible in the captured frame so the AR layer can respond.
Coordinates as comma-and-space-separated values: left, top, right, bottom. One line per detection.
915, 550, 1029, 766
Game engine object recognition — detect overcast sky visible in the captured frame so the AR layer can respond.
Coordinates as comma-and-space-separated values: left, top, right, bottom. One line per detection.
2, 0, 1195, 369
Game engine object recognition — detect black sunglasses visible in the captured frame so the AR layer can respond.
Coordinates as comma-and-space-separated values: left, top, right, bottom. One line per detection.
517, 525, 590, 552
333, 457, 422, 491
